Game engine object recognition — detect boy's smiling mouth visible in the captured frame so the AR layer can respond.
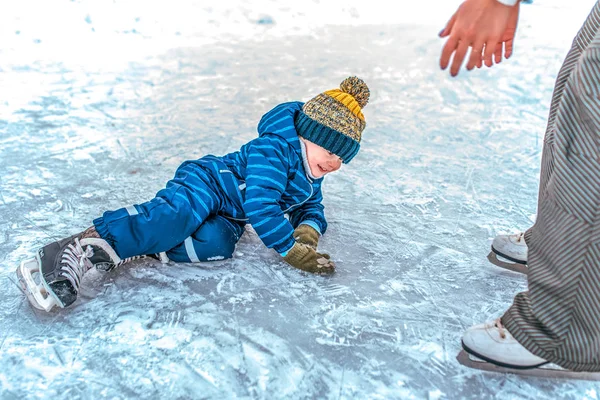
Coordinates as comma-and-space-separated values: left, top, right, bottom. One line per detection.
317, 164, 328, 174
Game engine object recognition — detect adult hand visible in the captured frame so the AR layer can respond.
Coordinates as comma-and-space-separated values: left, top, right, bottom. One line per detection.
465, 3, 520, 69
439, 0, 519, 76
491, 4, 520, 66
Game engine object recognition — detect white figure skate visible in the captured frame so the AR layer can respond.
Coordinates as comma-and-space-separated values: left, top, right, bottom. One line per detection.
488, 232, 528, 274
458, 319, 600, 380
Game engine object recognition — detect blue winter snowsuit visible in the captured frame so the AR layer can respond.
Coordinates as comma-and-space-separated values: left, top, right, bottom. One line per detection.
93, 102, 328, 262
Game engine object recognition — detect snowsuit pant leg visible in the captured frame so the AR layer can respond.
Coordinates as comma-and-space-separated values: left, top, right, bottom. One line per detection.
93, 164, 223, 259
166, 215, 245, 262
501, 1, 600, 372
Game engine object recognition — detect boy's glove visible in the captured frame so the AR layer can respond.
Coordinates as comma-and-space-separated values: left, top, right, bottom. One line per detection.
293, 224, 320, 249
283, 243, 335, 274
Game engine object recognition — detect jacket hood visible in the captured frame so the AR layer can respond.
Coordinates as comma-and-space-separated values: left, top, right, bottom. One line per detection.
256, 101, 304, 149
256, 101, 324, 182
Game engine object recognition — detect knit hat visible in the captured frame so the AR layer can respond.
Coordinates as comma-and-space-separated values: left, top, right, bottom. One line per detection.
294, 76, 370, 163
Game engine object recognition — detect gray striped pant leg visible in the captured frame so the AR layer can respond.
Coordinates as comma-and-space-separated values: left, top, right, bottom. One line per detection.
533, 1, 600, 204
502, 2, 600, 372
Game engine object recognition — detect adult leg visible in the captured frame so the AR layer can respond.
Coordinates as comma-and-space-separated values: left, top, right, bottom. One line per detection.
502, 14, 600, 371
488, 1, 600, 273
464, 1, 600, 373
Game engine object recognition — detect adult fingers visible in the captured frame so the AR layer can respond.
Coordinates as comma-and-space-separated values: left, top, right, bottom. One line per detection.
482, 36, 499, 67
494, 42, 503, 64
505, 38, 514, 59
466, 40, 485, 71
450, 39, 470, 77
440, 35, 459, 70
439, 11, 458, 38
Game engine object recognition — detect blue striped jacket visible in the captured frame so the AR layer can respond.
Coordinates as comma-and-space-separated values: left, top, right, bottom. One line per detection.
220, 101, 328, 254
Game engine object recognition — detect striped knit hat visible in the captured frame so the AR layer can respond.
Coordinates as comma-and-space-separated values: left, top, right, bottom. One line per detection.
294, 76, 370, 163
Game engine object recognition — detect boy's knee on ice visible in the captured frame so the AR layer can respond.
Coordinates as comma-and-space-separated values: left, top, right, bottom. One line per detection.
166, 216, 244, 263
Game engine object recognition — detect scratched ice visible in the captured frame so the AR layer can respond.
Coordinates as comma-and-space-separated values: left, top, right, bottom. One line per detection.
1, 0, 599, 399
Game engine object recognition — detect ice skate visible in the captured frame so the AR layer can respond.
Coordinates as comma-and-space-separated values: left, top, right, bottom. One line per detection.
457, 319, 600, 381
15, 228, 162, 311
488, 232, 528, 274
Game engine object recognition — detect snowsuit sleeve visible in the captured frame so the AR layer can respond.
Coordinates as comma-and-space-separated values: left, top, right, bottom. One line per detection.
242, 135, 296, 254
288, 184, 328, 235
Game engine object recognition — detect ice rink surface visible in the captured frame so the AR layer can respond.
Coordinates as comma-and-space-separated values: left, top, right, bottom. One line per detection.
2, 0, 600, 398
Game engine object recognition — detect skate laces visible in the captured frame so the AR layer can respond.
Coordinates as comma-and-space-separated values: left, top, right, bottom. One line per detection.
494, 318, 507, 339
59, 240, 168, 287
117, 255, 145, 267
96, 255, 146, 272
59, 238, 95, 292
96, 252, 169, 272
116, 252, 170, 267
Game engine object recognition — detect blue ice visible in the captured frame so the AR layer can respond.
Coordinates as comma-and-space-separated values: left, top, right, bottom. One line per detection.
1, 0, 599, 398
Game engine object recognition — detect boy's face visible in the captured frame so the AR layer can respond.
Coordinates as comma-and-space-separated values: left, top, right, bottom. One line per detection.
301, 137, 343, 178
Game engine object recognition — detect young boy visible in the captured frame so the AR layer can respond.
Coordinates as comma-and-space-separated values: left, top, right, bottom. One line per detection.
17, 76, 370, 312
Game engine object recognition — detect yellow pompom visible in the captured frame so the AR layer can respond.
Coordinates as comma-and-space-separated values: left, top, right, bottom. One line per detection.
339, 76, 370, 108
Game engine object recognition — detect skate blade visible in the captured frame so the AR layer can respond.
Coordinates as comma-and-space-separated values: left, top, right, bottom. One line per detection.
457, 350, 600, 381
487, 252, 528, 275
16, 257, 61, 312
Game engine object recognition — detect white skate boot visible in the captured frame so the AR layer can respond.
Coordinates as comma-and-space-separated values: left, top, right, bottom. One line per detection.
457, 319, 600, 380
461, 319, 547, 369
488, 232, 528, 274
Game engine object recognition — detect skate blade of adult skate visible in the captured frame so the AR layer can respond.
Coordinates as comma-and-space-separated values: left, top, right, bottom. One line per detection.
457, 350, 600, 381
487, 251, 528, 275
16, 257, 61, 312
